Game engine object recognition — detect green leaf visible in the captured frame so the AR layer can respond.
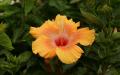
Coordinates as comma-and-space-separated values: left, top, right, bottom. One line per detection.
0, 59, 16, 69
0, 49, 12, 58
0, 6, 20, 18
70, 0, 80, 4
96, 32, 106, 42
80, 9, 103, 25
62, 64, 76, 72
104, 52, 120, 64
68, 67, 87, 75
1, 9, 19, 18
17, 51, 32, 64
12, 28, 22, 43
0, 23, 7, 32
112, 32, 120, 40
49, 0, 70, 11
0, 32, 14, 50
0, 0, 12, 7
24, 0, 35, 15
97, 4, 112, 14
105, 67, 120, 75
84, 0, 96, 7
21, 33, 32, 46
0, 69, 6, 75
0, 59, 15, 74
25, 69, 47, 75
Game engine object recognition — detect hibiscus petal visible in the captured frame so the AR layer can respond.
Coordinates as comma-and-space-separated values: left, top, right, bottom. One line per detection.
55, 15, 80, 36
55, 14, 68, 25
29, 27, 41, 38
30, 20, 59, 38
32, 35, 56, 59
76, 28, 95, 46
56, 45, 84, 64
64, 21, 80, 36
41, 20, 59, 35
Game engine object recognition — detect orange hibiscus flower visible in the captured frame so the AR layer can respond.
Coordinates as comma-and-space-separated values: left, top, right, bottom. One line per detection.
30, 15, 95, 64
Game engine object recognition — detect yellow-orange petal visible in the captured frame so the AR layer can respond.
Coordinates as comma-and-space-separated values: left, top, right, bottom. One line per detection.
30, 20, 59, 38
29, 27, 41, 38
56, 45, 84, 64
64, 21, 80, 36
55, 15, 80, 36
40, 20, 59, 36
75, 28, 95, 46
55, 14, 68, 25
32, 35, 56, 59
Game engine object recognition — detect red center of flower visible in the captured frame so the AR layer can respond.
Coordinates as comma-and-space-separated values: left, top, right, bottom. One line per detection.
55, 37, 68, 46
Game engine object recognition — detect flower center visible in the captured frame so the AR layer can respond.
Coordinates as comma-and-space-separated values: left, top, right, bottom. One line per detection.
55, 37, 68, 47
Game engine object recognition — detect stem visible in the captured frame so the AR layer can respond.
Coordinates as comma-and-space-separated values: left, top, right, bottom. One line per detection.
44, 59, 53, 75
44, 59, 63, 75
21, 0, 25, 30
55, 60, 63, 75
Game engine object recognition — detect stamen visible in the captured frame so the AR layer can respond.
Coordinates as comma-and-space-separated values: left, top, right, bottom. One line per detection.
59, 19, 64, 34
55, 37, 68, 47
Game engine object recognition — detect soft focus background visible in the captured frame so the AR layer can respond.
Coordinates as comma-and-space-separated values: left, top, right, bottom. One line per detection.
0, 0, 120, 75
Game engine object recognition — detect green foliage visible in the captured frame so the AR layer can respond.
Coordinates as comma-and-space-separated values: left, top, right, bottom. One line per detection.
0, 32, 14, 50
0, 0, 12, 7
80, 8, 103, 25
0, 0, 120, 75
24, 0, 35, 15
49, 0, 70, 11
0, 23, 7, 32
